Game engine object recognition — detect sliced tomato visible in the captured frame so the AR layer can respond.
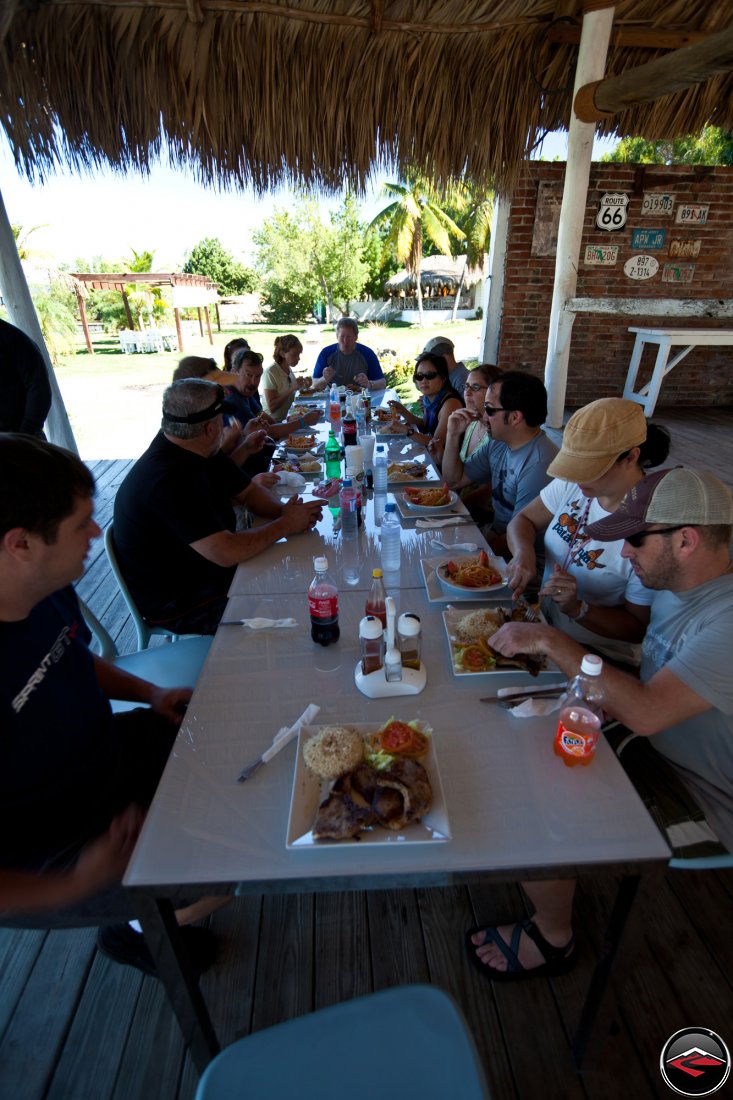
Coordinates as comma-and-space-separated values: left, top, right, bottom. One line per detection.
478, 549, 489, 567
445, 560, 458, 576
379, 720, 429, 758
458, 645, 491, 672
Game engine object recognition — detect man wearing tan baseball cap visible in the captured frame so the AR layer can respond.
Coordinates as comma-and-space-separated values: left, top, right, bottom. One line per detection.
465, 466, 733, 982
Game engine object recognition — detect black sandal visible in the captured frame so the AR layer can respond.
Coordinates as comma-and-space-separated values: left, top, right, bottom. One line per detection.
465, 918, 576, 982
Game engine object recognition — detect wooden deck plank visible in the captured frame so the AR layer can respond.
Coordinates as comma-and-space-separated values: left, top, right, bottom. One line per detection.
313, 892, 371, 1009
0, 929, 47, 1038
367, 889, 430, 987
109, 978, 188, 1100
45, 957, 143, 1100
0, 928, 96, 1100
251, 894, 314, 1031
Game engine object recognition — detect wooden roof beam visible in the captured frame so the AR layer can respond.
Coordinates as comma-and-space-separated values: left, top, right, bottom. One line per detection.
549, 25, 708, 50
574, 24, 733, 122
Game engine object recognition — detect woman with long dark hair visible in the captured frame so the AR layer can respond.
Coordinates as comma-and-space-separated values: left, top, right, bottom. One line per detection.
387, 352, 463, 452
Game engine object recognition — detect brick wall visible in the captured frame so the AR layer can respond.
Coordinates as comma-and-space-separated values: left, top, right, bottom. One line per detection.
498, 162, 733, 407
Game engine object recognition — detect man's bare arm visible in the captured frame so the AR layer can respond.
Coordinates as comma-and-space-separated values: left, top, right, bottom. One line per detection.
191, 498, 323, 568
441, 409, 476, 489
488, 622, 713, 736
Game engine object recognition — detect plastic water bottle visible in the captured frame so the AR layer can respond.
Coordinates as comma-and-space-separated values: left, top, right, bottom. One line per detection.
308, 556, 340, 646
554, 654, 604, 767
339, 477, 358, 540
355, 396, 367, 439
373, 444, 388, 492
329, 383, 341, 432
380, 502, 401, 572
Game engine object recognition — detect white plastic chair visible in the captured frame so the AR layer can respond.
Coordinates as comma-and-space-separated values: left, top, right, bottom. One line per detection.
78, 598, 212, 712
194, 985, 490, 1100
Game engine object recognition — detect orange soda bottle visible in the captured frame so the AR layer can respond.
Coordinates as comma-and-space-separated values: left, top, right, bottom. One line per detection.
553, 654, 604, 767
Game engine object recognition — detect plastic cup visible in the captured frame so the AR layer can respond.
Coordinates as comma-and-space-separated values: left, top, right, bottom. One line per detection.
360, 435, 376, 468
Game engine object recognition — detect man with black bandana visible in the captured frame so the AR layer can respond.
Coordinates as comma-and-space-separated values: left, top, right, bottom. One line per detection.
114, 379, 323, 634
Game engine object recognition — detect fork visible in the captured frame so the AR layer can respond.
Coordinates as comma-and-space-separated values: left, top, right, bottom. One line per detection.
523, 604, 541, 622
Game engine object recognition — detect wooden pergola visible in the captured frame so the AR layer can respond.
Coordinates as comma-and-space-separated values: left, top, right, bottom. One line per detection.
70, 272, 220, 355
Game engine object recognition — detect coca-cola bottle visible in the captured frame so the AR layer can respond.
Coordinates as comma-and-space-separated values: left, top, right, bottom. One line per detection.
308, 556, 340, 646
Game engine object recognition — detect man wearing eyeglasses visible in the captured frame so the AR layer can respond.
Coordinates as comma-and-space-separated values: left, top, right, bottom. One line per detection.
465, 468, 733, 981
442, 370, 558, 556
113, 380, 323, 635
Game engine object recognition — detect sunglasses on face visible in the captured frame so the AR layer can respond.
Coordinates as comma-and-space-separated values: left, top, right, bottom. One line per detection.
624, 525, 686, 548
414, 371, 439, 382
483, 404, 506, 416
464, 382, 488, 392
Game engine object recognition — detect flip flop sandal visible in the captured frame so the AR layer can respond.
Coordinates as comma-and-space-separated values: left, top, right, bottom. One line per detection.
465, 918, 576, 983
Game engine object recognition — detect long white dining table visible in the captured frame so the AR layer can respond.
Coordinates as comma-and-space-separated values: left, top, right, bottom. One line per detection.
123, 394, 670, 1074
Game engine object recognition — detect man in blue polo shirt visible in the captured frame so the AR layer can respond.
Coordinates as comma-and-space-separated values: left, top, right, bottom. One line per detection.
312, 318, 386, 391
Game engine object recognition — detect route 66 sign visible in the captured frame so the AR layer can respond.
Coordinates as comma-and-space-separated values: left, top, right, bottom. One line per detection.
596, 193, 629, 232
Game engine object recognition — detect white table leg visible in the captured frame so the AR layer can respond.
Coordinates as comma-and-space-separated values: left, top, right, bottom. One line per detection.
622, 335, 645, 405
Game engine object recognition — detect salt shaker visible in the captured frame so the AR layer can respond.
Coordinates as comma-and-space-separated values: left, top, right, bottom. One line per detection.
397, 612, 421, 670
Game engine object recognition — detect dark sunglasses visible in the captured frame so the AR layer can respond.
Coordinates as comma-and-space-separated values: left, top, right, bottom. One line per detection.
483, 404, 506, 416
414, 371, 439, 382
464, 381, 488, 392
624, 525, 686, 548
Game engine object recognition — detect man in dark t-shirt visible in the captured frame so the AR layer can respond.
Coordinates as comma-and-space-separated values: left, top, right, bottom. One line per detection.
0, 434, 216, 972
114, 379, 322, 633
0, 318, 52, 436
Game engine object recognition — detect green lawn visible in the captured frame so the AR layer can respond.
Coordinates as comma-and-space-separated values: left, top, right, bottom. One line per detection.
54, 319, 483, 460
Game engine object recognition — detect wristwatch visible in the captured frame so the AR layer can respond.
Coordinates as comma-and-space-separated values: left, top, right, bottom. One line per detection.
406, 426, 417, 437
568, 599, 589, 622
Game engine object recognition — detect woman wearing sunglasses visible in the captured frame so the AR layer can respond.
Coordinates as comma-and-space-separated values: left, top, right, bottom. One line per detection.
387, 353, 463, 452
505, 397, 670, 664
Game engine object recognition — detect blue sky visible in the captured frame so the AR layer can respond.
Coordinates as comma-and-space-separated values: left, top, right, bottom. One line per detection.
0, 130, 616, 271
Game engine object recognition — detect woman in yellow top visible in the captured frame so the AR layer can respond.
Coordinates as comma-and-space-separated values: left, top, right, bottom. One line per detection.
262, 334, 310, 420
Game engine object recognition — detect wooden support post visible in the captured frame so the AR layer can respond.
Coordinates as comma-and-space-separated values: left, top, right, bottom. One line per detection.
544, 6, 615, 429
480, 194, 510, 366
0, 188, 78, 452
121, 290, 134, 330
204, 305, 213, 344
75, 287, 94, 354
197, 307, 204, 337
174, 308, 184, 353
214, 302, 221, 331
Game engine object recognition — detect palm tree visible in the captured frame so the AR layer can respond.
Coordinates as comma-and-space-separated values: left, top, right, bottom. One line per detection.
370, 171, 465, 327
11, 222, 49, 262
450, 186, 493, 323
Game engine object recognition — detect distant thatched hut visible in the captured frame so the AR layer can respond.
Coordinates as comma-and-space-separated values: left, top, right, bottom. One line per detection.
385, 256, 485, 320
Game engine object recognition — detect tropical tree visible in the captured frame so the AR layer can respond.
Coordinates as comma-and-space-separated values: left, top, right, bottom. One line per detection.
370, 171, 465, 327
12, 222, 49, 262
253, 195, 370, 322
31, 280, 78, 363
603, 126, 733, 166
449, 185, 493, 323
183, 236, 258, 296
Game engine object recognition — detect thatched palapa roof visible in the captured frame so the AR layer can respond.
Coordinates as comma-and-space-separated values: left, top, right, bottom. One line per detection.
1, 2, 732, 195
385, 255, 484, 294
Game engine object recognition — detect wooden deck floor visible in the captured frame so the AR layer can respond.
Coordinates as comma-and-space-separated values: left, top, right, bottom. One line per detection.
2, 409, 733, 1100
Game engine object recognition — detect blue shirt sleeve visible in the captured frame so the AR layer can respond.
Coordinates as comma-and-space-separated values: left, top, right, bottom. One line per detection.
313, 344, 336, 379
361, 345, 384, 380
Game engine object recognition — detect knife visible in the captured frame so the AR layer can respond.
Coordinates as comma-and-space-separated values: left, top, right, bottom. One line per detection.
237, 703, 320, 781
480, 686, 567, 705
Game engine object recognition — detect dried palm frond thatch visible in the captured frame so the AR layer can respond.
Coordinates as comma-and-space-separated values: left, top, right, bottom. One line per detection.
0, 1, 731, 195
385, 255, 484, 294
